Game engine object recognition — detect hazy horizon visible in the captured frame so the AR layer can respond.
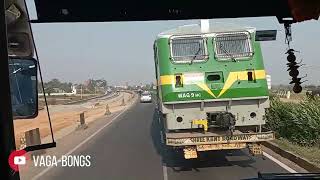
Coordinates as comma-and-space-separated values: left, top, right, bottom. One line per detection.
27, 1, 320, 86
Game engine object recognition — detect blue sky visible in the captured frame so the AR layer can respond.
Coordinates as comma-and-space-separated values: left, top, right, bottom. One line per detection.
26, 1, 320, 86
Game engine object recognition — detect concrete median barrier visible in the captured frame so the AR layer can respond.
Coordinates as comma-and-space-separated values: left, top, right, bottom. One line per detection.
262, 141, 320, 173
76, 112, 88, 130
105, 105, 111, 115
25, 128, 45, 156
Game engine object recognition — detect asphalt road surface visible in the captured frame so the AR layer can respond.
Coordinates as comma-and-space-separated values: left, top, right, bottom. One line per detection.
38, 101, 289, 180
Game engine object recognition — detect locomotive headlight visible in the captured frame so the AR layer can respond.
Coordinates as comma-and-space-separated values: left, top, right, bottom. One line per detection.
175, 74, 183, 87
176, 116, 183, 122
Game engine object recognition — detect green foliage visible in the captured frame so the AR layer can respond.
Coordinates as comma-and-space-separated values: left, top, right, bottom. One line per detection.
41, 79, 73, 93
38, 78, 108, 95
268, 91, 276, 100
85, 79, 107, 93
266, 98, 320, 146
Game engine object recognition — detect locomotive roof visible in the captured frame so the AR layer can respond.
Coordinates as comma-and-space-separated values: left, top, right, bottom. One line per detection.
157, 22, 256, 38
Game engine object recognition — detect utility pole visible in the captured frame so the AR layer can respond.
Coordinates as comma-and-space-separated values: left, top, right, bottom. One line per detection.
81, 85, 83, 99
0, 0, 20, 179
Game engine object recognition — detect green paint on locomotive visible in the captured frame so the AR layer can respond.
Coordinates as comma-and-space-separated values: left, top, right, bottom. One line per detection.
154, 24, 269, 103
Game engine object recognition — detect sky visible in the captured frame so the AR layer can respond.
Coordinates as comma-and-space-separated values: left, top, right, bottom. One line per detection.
26, 1, 320, 86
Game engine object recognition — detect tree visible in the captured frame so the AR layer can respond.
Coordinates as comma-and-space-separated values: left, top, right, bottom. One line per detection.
84, 78, 108, 93
42, 78, 73, 93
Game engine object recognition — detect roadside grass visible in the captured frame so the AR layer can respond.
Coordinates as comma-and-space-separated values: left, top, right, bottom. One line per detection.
266, 97, 320, 146
266, 97, 320, 169
273, 138, 320, 168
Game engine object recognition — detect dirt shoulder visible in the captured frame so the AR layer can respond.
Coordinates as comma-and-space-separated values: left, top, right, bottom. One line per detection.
14, 92, 135, 149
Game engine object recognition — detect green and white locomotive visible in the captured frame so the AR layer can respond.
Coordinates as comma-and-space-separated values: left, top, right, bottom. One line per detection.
153, 20, 275, 159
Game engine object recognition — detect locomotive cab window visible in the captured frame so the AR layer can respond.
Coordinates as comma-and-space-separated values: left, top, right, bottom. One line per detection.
170, 36, 208, 63
214, 32, 253, 60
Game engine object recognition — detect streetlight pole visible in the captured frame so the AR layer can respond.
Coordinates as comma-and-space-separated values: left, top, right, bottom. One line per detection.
81, 85, 83, 99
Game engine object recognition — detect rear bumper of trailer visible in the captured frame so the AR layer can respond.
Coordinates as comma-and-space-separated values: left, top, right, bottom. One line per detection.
165, 130, 275, 159
166, 130, 274, 146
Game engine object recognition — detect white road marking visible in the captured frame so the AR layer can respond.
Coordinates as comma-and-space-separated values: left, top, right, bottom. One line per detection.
162, 164, 168, 180
32, 104, 132, 180
263, 151, 297, 173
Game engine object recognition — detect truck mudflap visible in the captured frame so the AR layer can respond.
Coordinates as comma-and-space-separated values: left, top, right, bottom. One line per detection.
166, 131, 275, 146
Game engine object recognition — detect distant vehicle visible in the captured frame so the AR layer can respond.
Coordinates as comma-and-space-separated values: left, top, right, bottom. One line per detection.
140, 91, 152, 103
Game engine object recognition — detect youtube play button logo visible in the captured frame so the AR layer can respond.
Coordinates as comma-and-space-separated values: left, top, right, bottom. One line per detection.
8, 150, 29, 172
14, 156, 26, 165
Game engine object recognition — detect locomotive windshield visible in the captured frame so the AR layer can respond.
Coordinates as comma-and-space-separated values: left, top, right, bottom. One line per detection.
214, 32, 253, 60
170, 36, 208, 63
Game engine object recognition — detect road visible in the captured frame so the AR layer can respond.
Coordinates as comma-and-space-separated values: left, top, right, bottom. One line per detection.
37, 101, 290, 180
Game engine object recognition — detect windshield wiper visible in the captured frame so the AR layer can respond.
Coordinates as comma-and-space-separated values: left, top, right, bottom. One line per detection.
10, 65, 36, 76
11, 67, 22, 75
190, 44, 201, 65
219, 44, 236, 62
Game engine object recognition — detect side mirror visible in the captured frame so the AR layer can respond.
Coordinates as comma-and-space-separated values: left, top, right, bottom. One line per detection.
9, 57, 38, 119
